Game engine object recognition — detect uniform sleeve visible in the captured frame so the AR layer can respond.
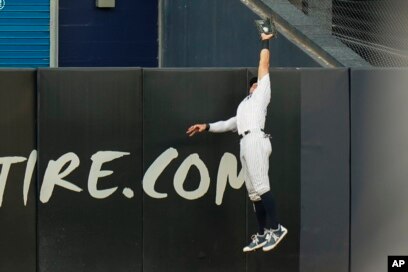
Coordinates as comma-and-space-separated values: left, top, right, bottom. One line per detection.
252, 73, 271, 106
209, 116, 237, 133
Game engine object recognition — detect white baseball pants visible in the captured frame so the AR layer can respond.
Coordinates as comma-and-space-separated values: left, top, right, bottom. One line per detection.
240, 131, 272, 201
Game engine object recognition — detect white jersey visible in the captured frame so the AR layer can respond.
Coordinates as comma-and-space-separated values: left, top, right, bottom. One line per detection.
208, 74, 272, 201
209, 74, 271, 134
236, 74, 270, 134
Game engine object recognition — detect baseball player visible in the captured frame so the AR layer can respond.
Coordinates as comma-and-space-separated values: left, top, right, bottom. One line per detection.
186, 29, 287, 252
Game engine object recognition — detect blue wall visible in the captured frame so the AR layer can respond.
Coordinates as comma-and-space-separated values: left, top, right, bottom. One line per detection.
59, 0, 157, 67
0, 0, 50, 68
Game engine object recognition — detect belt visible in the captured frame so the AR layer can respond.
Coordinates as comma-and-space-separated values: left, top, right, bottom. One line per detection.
239, 129, 265, 139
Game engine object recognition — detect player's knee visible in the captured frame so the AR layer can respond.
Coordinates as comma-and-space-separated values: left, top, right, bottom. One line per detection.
249, 194, 261, 202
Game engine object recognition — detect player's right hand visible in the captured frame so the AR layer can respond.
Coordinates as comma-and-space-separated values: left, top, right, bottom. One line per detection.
186, 124, 207, 137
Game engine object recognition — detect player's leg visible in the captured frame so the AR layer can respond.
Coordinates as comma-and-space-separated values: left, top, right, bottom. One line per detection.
243, 136, 288, 251
241, 153, 268, 252
253, 201, 267, 235
241, 137, 270, 252
260, 190, 289, 251
244, 138, 276, 227
242, 157, 259, 203
244, 136, 272, 197
260, 191, 278, 229
243, 159, 267, 234
246, 148, 281, 245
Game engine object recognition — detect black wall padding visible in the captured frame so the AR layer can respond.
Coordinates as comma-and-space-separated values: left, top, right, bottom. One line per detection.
0, 68, 362, 272
300, 69, 350, 272
0, 70, 37, 272
246, 69, 301, 272
351, 69, 408, 272
143, 69, 248, 272
37, 68, 143, 272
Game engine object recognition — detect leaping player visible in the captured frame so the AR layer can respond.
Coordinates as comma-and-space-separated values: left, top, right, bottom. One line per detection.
186, 19, 288, 252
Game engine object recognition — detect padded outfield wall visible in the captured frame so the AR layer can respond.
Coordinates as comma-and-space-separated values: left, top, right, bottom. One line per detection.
1, 68, 405, 272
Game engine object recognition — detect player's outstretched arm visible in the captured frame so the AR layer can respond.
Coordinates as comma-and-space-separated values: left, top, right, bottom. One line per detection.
258, 33, 274, 80
186, 116, 237, 137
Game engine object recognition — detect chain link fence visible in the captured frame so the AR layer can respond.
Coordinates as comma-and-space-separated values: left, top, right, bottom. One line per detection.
287, 0, 408, 67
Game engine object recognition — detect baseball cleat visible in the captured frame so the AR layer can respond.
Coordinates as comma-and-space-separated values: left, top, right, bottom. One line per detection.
243, 232, 267, 252
263, 225, 288, 252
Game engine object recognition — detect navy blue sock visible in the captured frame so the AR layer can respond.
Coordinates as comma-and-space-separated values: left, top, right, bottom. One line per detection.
253, 201, 267, 235
260, 191, 279, 229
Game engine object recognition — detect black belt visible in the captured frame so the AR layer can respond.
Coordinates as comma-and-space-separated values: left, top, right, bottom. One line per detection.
239, 129, 265, 139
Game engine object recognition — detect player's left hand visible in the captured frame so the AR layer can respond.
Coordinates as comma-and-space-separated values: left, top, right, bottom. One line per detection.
186, 124, 206, 137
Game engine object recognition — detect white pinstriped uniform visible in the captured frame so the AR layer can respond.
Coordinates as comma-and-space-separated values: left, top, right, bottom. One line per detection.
209, 74, 271, 201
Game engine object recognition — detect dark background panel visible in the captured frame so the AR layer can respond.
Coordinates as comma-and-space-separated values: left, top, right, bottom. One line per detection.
143, 69, 247, 272
59, 0, 157, 67
37, 68, 143, 272
300, 69, 349, 272
351, 69, 408, 272
161, 0, 320, 68
0, 70, 36, 272
246, 69, 301, 272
